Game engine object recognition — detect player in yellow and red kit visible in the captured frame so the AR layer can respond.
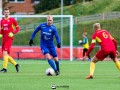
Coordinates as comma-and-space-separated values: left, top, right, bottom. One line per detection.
0, 8, 20, 73
84, 23, 120, 79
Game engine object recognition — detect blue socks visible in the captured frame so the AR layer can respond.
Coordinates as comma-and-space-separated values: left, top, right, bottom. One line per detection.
48, 59, 56, 71
48, 59, 60, 72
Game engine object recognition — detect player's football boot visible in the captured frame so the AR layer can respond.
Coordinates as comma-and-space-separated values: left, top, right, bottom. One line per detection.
0, 68, 7, 73
55, 70, 59, 76
86, 75, 93, 79
15, 64, 20, 72
88, 58, 91, 61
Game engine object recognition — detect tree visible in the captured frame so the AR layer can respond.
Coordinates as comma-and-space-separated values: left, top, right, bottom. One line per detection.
34, 0, 93, 14
64, 0, 72, 5
34, 0, 60, 13
2, 0, 9, 9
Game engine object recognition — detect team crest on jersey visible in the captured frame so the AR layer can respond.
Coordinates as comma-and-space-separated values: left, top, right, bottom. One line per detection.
49, 29, 52, 32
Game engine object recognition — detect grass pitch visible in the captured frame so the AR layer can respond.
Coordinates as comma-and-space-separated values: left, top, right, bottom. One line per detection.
0, 60, 120, 90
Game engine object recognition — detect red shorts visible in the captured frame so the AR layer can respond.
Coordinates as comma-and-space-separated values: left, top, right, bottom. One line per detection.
2, 39, 13, 54
95, 49, 116, 60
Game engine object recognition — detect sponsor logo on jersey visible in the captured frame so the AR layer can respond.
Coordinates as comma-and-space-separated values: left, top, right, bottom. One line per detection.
3, 24, 8, 26
42, 32, 51, 35
41, 26, 46, 28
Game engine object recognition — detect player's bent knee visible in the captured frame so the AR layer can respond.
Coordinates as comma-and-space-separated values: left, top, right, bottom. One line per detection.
3, 51, 8, 56
45, 53, 51, 60
113, 58, 118, 62
92, 56, 99, 63
53, 57, 58, 61
46, 56, 51, 60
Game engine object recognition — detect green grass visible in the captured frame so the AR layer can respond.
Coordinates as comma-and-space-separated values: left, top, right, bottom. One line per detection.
12, 18, 120, 46
0, 60, 120, 90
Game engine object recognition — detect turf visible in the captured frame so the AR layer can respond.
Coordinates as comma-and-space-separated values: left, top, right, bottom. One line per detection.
0, 60, 119, 90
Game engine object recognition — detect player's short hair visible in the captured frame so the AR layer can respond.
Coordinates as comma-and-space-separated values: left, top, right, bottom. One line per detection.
4, 7, 9, 11
47, 15, 53, 19
93, 23, 101, 29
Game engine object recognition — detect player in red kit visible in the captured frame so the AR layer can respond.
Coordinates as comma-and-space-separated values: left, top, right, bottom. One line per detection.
84, 23, 120, 79
0, 8, 20, 73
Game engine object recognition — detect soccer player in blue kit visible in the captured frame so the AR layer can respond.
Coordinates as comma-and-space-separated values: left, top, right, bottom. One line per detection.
29, 15, 61, 75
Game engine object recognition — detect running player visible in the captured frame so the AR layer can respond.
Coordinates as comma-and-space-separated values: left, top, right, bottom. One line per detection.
29, 15, 61, 75
84, 23, 120, 79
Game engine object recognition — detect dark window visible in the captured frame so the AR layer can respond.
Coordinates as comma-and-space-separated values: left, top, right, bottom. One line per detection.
9, 0, 15, 1
9, 0, 24, 2
34, 0, 40, 1
17, 0, 24, 1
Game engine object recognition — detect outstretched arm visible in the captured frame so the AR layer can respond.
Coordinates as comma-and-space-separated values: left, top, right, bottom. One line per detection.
112, 39, 118, 50
86, 43, 95, 56
81, 37, 87, 44
30, 25, 41, 40
29, 24, 41, 46
54, 28, 61, 48
0, 21, 3, 38
86, 34, 96, 56
110, 34, 118, 50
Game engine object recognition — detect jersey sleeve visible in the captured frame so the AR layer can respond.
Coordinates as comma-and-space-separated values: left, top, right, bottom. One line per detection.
112, 39, 118, 50
110, 34, 118, 50
12, 18, 20, 34
81, 37, 87, 44
0, 20, 3, 34
30, 24, 41, 40
54, 27, 60, 44
86, 34, 96, 56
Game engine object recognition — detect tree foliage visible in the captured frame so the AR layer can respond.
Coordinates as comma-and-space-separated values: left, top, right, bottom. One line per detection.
34, 0, 60, 13
34, 0, 93, 14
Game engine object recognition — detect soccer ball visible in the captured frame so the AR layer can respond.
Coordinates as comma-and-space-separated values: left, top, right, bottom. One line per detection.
78, 40, 82, 44
45, 68, 55, 76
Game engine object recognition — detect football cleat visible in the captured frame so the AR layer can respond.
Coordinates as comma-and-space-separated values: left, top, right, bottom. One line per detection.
55, 70, 60, 76
86, 75, 93, 79
0, 68, 7, 73
15, 64, 20, 72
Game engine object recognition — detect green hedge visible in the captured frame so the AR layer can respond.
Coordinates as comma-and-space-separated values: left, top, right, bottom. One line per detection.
13, 19, 120, 46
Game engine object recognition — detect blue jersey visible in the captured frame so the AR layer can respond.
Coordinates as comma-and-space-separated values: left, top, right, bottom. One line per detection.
31, 23, 60, 47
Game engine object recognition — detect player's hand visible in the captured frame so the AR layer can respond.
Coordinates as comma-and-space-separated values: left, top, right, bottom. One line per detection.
79, 42, 82, 45
0, 34, 2, 38
8, 32, 14, 37
29, 39, 33, 46
57, 43, 61, 48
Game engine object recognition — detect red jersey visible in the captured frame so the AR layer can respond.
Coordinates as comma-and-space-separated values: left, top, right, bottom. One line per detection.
0, 17, 20, 40
92, 30, 115, 49
86, 30, 117, 56
0, 17, 20, 53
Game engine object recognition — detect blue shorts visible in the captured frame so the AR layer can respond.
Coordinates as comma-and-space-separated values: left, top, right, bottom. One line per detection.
41, 46, 57, 57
